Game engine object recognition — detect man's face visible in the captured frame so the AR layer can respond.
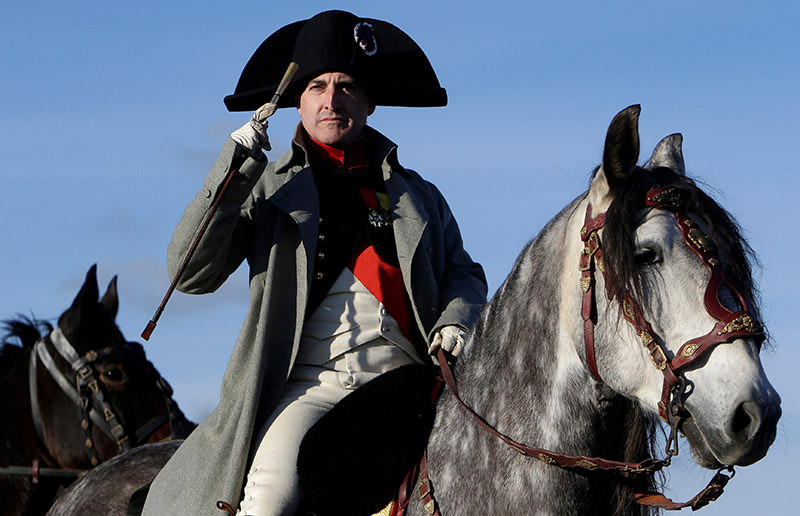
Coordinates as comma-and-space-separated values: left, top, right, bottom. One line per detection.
297, 72, 374, 147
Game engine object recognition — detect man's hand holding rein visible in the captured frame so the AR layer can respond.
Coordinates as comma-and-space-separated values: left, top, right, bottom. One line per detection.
429, 325, 467, 361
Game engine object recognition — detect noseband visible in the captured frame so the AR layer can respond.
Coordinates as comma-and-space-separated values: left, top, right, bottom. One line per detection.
580, 186, 764, 428
26, 327, 183, 470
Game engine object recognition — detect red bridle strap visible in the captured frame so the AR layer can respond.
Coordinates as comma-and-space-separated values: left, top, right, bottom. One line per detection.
580, 205, 606, 381
580, 205, 680, 392
580, 190, 764, 421
644, 189, 765, 416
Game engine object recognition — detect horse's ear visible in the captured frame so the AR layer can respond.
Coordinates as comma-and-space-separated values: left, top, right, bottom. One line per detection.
60, 265, 100, 335
647, 133, 686, 175
588, 105, 641, 209
602, 104, 640, 187
99, 275, 119, 320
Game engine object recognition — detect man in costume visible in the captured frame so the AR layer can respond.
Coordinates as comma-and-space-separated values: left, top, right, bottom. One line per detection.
142, 10, 487, 516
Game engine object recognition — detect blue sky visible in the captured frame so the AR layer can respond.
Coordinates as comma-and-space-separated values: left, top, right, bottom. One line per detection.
1, 1, 797, 513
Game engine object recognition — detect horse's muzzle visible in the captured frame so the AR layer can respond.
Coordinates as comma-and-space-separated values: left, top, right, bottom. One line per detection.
684, 393, 781, 468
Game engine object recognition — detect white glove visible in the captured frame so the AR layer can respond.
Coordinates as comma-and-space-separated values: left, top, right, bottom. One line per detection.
428, 325, 466, 359
230, 102, 277, 154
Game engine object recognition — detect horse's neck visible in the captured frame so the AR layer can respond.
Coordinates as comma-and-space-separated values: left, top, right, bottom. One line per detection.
1, 348, 38, 454
1, 344, 76, 468
457, 199, 591, 431
425, 203, 629, 514
0, 348, 52, 516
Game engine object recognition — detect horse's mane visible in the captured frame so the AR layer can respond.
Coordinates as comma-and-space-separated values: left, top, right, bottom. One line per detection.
0, 316, 52, 375
468, 195, 660, 516
610, 398, 661, 516
601, 166, 760, 324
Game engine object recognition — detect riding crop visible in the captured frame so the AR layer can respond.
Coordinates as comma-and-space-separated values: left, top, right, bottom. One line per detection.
142, 62, 299, 341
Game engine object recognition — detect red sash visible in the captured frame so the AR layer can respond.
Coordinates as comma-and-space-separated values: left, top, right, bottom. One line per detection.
347, 243, 416, 342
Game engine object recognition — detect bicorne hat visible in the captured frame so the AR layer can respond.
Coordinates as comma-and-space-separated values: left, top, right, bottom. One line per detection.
223, 10, 447, 111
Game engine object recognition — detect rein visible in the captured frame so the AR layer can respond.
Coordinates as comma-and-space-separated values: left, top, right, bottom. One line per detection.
5, 327, 182, 481
401, 187, 764, 514
427, 348, 734, 513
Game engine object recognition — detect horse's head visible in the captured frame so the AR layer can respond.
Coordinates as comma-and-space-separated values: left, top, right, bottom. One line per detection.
35, 265, 194, 468
579, 105, 781, 469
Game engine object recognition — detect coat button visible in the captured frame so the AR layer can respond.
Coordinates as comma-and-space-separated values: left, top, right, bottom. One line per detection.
318, 252, 326, 260
316, 272, 324, 280
318, 234, 326, 241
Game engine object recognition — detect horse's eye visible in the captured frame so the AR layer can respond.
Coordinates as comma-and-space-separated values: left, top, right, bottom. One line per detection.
103, 367, 126, 383
634, 247, 661, 265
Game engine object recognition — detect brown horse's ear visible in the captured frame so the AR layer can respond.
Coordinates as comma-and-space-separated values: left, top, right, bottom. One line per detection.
60, 264, 100, 336
100, 275, 119, 320
602, 104, 640, 190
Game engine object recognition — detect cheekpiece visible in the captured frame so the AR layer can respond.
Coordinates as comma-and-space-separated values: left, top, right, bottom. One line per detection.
224, 10, 447, 111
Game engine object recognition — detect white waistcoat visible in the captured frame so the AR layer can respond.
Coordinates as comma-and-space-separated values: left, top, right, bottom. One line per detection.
295, 267, 423, 371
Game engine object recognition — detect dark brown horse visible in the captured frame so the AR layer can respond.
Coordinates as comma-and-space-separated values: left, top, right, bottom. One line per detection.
0, 265, 195, 516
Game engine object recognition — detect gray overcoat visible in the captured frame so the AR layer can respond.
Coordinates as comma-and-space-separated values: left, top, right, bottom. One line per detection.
142, 125, 487, 515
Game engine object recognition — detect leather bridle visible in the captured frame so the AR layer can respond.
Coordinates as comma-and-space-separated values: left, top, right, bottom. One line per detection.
2, 327, 186, 481
580, 186, 764, 424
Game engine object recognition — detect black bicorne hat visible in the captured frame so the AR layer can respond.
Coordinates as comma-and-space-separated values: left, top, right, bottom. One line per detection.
223, 10, 447, 111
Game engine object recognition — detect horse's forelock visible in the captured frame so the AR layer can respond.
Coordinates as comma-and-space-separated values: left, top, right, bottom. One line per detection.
602, 167, 760, 322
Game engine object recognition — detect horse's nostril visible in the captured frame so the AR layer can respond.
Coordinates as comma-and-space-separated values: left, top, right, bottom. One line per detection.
730, 400, 761, 440
723, 398, 781, 466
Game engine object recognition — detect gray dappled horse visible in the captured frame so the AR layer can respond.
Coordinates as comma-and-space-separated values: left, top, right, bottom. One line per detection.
46, 106, 781, 516
392, 105, 781, 515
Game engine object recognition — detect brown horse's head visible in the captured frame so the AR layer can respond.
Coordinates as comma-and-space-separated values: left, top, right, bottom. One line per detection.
34, 265, 194, 469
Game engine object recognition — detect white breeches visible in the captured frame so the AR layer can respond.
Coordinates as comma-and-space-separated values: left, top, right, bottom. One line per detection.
238, 341, 420, 516
238, 268, 423, 516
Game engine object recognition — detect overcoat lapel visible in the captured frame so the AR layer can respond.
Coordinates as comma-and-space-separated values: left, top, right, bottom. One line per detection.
383, 157, 430, 332
385, 165, 427, 263
269, 169, 319, 242
264, 165, 321, 284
